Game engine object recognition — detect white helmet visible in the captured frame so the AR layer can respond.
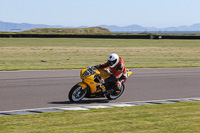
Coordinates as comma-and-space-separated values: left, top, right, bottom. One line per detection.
107, 53, 119, 68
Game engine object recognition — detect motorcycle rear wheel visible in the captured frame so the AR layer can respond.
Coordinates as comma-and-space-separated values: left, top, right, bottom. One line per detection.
106, 84, 125, 100
68, 85, 87, 102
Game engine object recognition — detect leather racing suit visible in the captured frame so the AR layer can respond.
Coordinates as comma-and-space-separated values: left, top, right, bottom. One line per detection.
95, 57, 127, 91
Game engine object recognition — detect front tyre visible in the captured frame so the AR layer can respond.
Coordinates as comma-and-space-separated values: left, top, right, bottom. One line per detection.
106, 84, 125, 100
68, 85, 87, 102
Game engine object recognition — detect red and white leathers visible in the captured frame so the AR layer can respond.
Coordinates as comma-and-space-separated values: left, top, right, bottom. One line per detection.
95, 57, 127, 90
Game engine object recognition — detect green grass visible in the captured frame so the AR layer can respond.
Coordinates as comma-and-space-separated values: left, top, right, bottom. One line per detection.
1, 101, 200, 132
0, 38, 200, 70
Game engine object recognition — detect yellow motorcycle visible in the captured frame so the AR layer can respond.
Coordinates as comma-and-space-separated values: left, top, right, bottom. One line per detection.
68, 66, 132, 102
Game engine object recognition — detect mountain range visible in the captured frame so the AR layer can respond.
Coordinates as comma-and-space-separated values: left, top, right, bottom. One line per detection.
1, 21, 200, 33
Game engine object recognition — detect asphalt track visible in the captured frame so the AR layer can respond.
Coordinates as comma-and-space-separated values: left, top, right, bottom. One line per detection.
0, 68, 200, 112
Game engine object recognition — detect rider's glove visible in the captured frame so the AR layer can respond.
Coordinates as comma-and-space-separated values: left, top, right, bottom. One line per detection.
94, 65, 100, 68
88, 66, 95, 69
100, 79, 105, 84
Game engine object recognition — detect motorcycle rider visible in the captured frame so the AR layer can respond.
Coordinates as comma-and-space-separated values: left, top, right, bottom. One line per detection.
94, 53, 127, 92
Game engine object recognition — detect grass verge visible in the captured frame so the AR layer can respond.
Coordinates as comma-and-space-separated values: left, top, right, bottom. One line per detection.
0, 38, 200, 70
0, 101, 200, 132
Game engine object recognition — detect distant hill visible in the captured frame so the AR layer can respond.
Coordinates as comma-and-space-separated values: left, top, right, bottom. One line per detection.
100, 24, 200, 32
98, 24, 146, 31
0, 21, 65, 32
22, 27, 111, 34
0, 21, 200, 32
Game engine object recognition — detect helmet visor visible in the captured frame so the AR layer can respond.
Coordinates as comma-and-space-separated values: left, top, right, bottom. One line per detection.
108, 59, 117, 67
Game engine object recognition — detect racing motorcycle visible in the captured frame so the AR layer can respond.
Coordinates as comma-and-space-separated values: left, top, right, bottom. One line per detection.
68, 66, 132, 102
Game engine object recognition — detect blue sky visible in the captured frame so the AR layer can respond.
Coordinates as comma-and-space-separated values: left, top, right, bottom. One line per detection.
1, 0, 200, 28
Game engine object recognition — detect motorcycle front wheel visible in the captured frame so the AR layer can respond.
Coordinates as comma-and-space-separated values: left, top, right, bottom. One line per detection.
106, 84, 125, 100
68, 85, 87, 102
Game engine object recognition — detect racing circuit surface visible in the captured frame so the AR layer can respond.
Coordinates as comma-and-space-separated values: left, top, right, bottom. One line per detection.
0, 68, 200, 112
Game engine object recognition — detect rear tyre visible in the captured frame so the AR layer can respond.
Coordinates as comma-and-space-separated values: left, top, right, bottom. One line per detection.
106, 84, 125, 100
68, 85, 87, 102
